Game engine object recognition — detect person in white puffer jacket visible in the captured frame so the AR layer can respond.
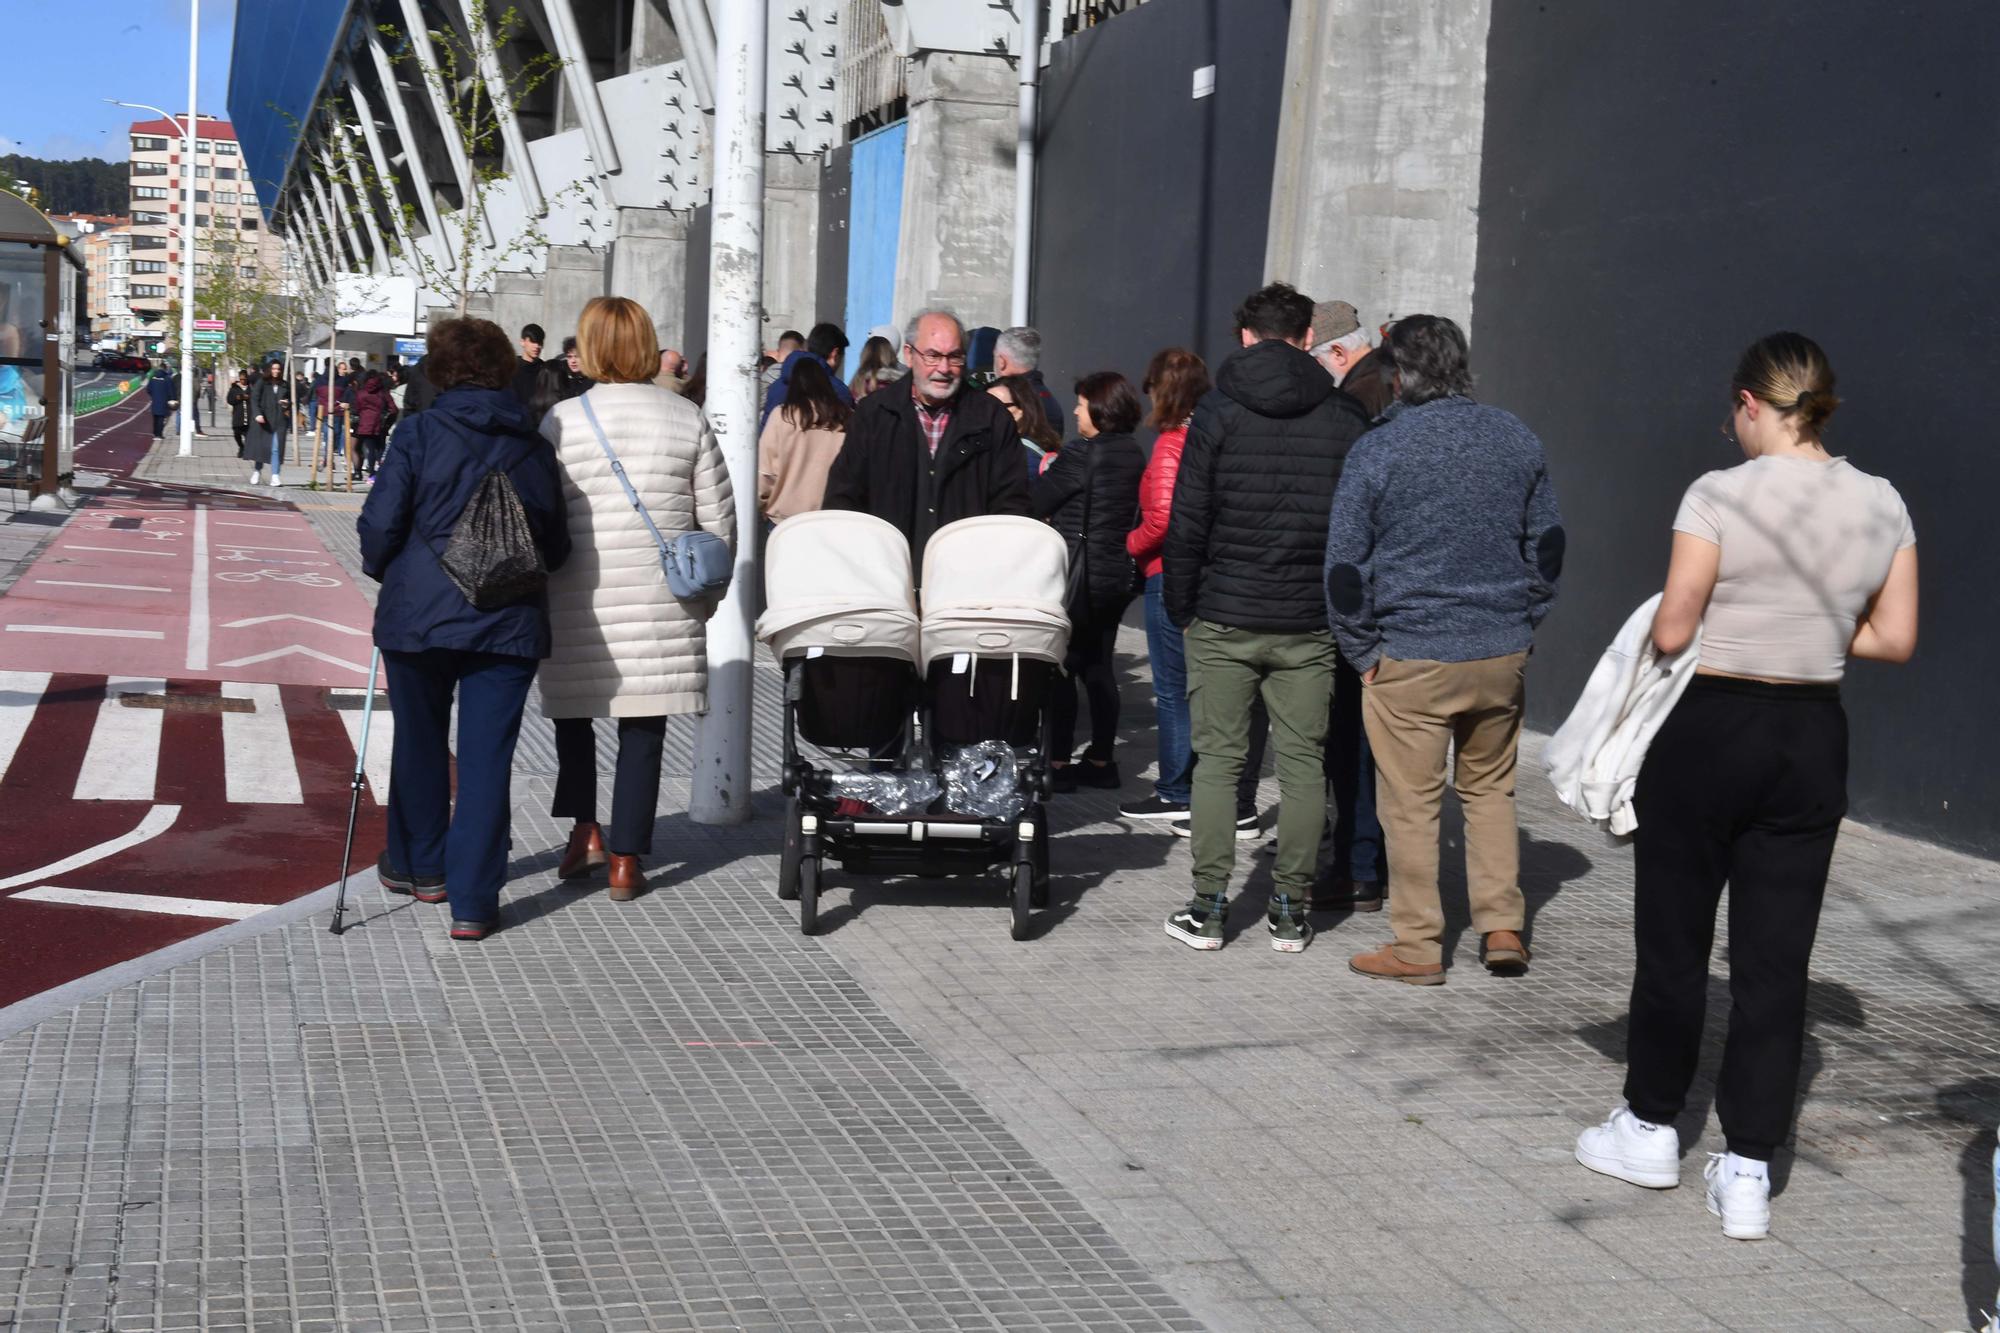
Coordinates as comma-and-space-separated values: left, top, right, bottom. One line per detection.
537, 296, 736, 901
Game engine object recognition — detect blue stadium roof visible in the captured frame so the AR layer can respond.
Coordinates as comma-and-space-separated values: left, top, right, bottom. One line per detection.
226, 1, 353, 221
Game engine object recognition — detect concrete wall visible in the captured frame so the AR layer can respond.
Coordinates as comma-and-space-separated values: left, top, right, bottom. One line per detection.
892, 52, 1017, 329
542, 244, 611, 345
609, 206, 692, 352
1264, 0, 1492, 334
1028, 0, 1293, 404
762, 153, 823, 344
1472, 0, 2000, 854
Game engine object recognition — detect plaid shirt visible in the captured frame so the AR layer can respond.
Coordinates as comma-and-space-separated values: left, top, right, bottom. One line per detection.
913, 382, 954, 457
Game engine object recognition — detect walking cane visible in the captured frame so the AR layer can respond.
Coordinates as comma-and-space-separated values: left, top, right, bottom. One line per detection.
330, 647, 383, 936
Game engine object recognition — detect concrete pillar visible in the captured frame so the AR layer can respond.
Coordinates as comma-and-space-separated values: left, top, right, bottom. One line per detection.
630, 0, 683, 71
892, 52, 1016, 328
762, 152, 821, 343
1263, 0, 1493, 336
488, 270, 547, 345
541, 244, 610, 339
608, 206, 691, 350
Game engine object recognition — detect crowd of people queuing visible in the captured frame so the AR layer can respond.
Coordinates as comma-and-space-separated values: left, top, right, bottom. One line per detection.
348, 276, 1919, 1247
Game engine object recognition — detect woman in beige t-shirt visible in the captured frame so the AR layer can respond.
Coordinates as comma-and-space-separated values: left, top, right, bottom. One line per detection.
1576, 332, 1919, 1242
757, 356, 852, 525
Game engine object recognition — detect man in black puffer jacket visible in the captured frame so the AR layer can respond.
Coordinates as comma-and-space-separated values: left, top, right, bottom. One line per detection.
1161, 282, 1369, 955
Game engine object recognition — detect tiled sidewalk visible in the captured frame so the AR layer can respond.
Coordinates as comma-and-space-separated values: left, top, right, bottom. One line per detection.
0, 491, 1993, 1331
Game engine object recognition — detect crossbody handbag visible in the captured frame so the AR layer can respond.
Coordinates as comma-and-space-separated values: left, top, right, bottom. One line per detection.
579, 391, 732, 601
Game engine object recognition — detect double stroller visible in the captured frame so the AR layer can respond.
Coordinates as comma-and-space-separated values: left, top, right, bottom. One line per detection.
757, 511, 1071, 938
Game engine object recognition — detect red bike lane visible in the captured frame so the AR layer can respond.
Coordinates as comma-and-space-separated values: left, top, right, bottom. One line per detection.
0, 397, 389, 1008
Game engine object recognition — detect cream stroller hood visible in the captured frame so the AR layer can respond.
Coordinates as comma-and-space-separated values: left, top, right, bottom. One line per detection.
920, 516, 1071, 664
757, 510, 920, 663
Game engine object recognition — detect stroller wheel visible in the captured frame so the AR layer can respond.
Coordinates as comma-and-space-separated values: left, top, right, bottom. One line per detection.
1010, 861, 1034, 942
778, 797, 803, 901
799, 857, 820, 935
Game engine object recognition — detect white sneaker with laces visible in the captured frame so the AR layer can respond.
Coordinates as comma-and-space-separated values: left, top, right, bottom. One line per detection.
1574, 1105, 1680, 1188
269, 473, 283, 487
1704, 1152, 1771, 1240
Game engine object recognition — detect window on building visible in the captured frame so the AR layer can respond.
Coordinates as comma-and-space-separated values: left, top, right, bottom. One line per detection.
197, 140, 212, 153
132, 161, 168, 177
132, 260, 167, 274
213, 191, 235, 205
134, 211, 166, 225
194, 214, 210, 228
132, 236, 166, 252
133, 186, 169, 200
215, 141, 236, 155
240, 266, 257, 279
216, 167, 237, 180
195, 164, 210, 179
194, 190, 209, 203
131, 135, 168, 151
131, 284, 166, 298
241, 218, 259, 231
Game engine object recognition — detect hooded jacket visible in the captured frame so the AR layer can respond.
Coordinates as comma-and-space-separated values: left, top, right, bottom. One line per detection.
1032, 431, 1145, 617
359, 387, 571, 659
759, 349, 852, 429
145, 372, 178, 416
352, 377, 392, 437
1162, 340, 1370, 631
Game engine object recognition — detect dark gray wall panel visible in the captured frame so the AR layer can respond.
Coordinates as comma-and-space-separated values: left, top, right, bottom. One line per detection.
818, 144, 852, 330
1473, 0, 2000, 852
1030, 0, 1292, 407
682, 203, 712, 365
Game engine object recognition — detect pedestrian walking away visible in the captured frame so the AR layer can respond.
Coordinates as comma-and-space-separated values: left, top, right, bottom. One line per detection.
1162, 282, 1370, 954
226, 369, 252, 456
759, 322, 852, 430
1033, 371, 1145, 793
246, 360, 290, 486
1574, 331, 1918, 1242
1326, 314, 1564, 985
352, 369, 392, 481
145, 366, 177, 440
538, 296, 736, 902
357, 316, 572, 942
1310, 300, 1395, 420
758, 353, 853, 525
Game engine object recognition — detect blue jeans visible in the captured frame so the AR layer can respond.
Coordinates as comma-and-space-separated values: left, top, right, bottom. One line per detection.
1143, 575, 1192, 803
382, 647, 536, 923
1327, 652, 1385, 881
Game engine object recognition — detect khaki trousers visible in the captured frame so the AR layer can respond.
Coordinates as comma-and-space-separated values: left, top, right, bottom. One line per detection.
1362, 652, 1529, 966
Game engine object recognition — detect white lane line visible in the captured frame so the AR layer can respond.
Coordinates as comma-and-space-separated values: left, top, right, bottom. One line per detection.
223, 614, 368, 637
0, 804, 181, 891
218, 645, 371, 674
74, 678, 165, 801
213, 543, 318, 554
187, 507, 210, 672
33, 581, 172, 594
10, 886, 269, 921
220, 682, 302, 804
5, 626, 166, 640
331, 689, 394, 804
0, 670, 51, 785
65, 545, 176, 558
213, 521, 301, 531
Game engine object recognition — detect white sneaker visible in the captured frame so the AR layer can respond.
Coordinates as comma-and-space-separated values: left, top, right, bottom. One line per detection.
1704, 1153, 1771, 1240
1575, 1105, 1680, 1188
269, 473, 283, 487
249, 468, 260, 484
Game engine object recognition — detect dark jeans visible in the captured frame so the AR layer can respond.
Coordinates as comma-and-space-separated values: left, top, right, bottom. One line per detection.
151, 412, 167, 439
1142, 575, 1192, 803
1326, 652, 1385, 881
382, 647, 537, 924
358, 433, 385, 475
1050, 611, 1121, 765
1622, 676, 1847, 1161
551, 715, 669, 856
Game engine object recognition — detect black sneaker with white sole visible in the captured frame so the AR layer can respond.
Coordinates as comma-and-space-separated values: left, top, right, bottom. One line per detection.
1169, 815, 1261, 840
1164, 894, 1227, 950
1120, 795, 1190, 822
377, 853, 447, 904
1266, 893, 1312, 953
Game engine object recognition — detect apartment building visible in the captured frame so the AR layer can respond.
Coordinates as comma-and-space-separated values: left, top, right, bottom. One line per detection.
53, 215, 135, 347
125, 115, 285, 348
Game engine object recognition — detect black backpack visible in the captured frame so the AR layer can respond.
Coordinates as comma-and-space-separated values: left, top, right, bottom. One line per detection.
437, 435, 548, 610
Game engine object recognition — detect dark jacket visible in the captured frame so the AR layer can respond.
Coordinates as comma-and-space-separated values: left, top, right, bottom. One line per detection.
507, 356, 546, 406
759, 350, 852, 429
822, 379, 1032, 567
227, 380, 252, 433
353, 378, 392, 436
246, 376, 289, 461
1162, 339, 1370, 632
1341, 347, 1395, 420
145, 373, 177, 417
1025, 368, 1061, 426
1032, 432, 1145, 617
358, 387, 572, 659
403, 357, 438, 414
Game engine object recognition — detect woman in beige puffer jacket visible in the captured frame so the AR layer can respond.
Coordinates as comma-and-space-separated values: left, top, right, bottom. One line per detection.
539, 297, 736, 899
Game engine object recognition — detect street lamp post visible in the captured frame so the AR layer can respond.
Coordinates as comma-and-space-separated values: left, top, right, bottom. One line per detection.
108, 0, 199, 458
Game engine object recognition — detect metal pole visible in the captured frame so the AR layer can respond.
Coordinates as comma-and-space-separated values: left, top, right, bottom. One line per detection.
689, 0, 766, 826
330, 646, 383, 935
177, 0, 199, 457
1010, 0, 1042, 326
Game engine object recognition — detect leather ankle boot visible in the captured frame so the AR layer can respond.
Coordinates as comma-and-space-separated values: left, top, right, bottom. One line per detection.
607, 854, 644, 902
558, 822, 607, 880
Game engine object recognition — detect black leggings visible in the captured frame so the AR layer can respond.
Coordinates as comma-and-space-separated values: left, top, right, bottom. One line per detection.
1622, 675, 1847, 1160
550, 716, 669, 857
1050, 613, 1121, 764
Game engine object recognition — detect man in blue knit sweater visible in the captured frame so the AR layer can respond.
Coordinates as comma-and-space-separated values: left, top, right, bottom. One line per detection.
1324, 315, 1565, 985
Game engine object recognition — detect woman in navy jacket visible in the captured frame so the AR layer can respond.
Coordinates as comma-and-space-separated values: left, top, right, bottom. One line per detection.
358, 317, 571, 940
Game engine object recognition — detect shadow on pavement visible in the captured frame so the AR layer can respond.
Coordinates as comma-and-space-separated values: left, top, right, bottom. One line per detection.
1938, 1078, 2000, 1330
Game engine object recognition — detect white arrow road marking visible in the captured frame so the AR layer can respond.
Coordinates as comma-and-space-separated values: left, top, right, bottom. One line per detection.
221, 682, 302, 804
0, 804, 181, 891
75, 678, 166, 800
0, 670, 51, 784
221, 614, 368, 637
330, 688, 394, 803
217, 645, 372, 674
11, 886, 268, 921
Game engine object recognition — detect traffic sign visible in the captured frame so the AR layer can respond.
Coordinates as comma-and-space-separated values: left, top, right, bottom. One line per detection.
193, 319, 227, 331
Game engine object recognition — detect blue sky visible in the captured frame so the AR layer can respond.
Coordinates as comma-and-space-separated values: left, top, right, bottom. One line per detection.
1, 0, 240, 161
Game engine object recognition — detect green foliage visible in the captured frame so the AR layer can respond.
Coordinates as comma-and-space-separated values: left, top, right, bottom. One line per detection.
1, 155, 126, 216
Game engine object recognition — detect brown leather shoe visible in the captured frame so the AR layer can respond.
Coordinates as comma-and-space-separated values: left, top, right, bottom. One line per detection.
1482, 930, 1530, 973
558, 822, 607, 880
606, 853, 644, 902
1348, 943, 1446, 986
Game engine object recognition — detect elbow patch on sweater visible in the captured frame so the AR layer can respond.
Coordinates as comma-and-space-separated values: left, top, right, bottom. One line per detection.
1536, 526, 1567, 581
1327, 563, 1365, 615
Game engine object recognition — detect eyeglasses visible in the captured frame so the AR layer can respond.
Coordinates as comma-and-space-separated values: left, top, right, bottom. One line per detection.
910, 347, 967, 368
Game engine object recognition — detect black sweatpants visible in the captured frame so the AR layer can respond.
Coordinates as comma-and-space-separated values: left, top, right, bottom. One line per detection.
550, 716, 669, 857
1050, 613, 1122, 765
1622, 675, 1848, 1161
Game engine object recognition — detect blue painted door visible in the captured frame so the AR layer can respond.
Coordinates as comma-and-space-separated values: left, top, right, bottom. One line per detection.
844, 121, 906, 350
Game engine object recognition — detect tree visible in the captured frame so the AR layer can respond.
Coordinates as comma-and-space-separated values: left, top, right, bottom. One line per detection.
162, 221, 293, 371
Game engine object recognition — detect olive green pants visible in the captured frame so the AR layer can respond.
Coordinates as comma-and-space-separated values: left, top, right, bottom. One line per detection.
1185, 620, 1337, 903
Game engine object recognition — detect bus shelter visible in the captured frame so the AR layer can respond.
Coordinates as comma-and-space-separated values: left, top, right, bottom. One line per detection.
0, 189, 86, 501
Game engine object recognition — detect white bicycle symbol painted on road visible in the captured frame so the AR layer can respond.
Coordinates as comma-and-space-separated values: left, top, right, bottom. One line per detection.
215, 551, 331, 567
215, 569, 343, 588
